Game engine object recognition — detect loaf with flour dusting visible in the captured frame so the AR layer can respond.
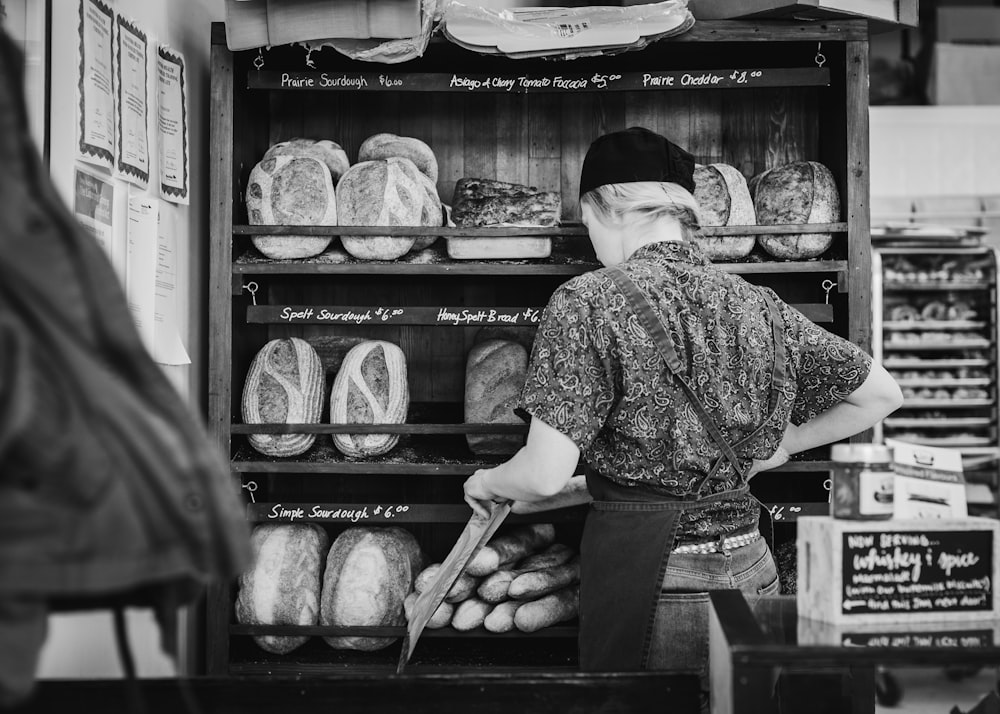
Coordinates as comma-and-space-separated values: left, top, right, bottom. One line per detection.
464, 339, 528, 455
329, 340, 409, 458
235, 523, 329, 654
242, 337, 324, 457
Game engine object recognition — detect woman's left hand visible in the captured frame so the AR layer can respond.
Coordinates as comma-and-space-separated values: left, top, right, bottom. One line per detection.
463, 468, 500, 519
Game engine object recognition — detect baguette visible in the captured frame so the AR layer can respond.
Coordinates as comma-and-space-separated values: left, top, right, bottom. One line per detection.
450, 598, 493, 631
467, 524, 556, 577
483, 600, 522, 634
477, 569, 518, 604
414, 563, 478, 604
403, 591, 454, 630
514, 585, 580, 633
509, 559, 580, 601
515, 543, 575, 571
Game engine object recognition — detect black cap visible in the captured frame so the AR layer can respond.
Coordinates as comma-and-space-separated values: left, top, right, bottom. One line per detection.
579, 126, 695, 198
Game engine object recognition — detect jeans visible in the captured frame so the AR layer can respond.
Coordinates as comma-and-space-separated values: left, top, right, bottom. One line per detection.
646, 536, 779, 672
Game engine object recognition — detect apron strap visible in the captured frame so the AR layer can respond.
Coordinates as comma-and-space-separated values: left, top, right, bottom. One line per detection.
607, 267, 745, 477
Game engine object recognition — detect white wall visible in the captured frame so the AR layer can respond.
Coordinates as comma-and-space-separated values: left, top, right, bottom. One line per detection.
39, 0, 224, 679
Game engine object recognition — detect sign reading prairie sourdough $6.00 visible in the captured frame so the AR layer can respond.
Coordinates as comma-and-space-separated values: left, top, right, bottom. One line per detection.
841, 530, 993, 616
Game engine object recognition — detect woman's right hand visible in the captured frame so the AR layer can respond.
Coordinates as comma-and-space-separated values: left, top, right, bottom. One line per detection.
747, 446, 790, 479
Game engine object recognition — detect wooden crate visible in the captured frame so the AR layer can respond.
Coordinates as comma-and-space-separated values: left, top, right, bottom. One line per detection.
797, 516, 1000, 626
208, 20, 872, 675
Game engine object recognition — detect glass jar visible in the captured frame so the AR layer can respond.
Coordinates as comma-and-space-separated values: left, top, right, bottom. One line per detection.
830, 443, 894, 520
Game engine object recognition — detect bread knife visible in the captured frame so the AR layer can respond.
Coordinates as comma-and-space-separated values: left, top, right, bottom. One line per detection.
396, 500, 511, 673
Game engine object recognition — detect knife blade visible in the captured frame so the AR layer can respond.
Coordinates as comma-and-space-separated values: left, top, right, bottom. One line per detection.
396, 500, 511, 673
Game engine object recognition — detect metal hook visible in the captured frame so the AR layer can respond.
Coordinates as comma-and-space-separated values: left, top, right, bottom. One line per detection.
242, 480, 258, 504
823, 478, 832, 503
245, 281, 258, 306
253, 48, 265, 71
822, 279, 837, 304
815, 42, 826, 68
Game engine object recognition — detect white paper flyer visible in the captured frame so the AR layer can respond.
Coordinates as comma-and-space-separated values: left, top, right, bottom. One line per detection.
76, 0, 115, 169
115, 15, 150, 188
156, 45, 190, 204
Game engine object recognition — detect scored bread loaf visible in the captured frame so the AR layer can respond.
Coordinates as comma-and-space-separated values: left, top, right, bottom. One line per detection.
336, 157, 426, 260
242, 337, 324, 457
467, 523, 556, 577
692, 163, 756, 261
358, 133, 439, 184
464, 339, 528, 456
508, 559, 580, 601
752, 160, 840, 260
514, 584, 580, 633
320, 526, 425, 651
263, 138, 351, 185
329, 340, 409, 458
246, 154, 336, 259
235, 524, 329, 654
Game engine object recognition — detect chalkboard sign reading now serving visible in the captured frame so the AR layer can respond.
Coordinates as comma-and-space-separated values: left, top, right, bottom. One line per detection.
841, 530, 993, 616
798, 517, 1000, 625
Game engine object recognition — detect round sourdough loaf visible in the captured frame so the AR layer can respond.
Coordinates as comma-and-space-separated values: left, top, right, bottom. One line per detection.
358, 133, 438, 184
263, 138, 351, 184
336, 158, 426, 260
329, 340, 409, 458
242, 337, 325, 457
320, 526, 425, 651
752, 160, 840, 260
235, 523, 329, 654
692, 163, 756, 261
464, 339, 528, 456
246, 154, 336, 259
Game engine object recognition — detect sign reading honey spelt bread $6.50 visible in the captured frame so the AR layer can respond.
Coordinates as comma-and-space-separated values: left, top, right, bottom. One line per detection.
797, 516, 1000, 625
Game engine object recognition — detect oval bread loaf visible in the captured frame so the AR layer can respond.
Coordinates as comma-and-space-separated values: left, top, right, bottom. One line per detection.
692, 163, 756, 261
483, 600, 522, 633
320, 526, 425, 651
467, 523, 556, 577
358, 133, 438, 184
514, 584, 580, 633
336, 158, 426, 260
477, 569, 519, 604
515, 543, 576, 571
235, 523, 329, 654
450, 598, 493, 632
263, 138, 350, 184
753, 160, 840, 260
246, 154, 336, 259
464, 339, 528, 456
242, 337, 324, 457
403, 591, 454, 629
329, 340, 409, 458
509, 559, 580, 601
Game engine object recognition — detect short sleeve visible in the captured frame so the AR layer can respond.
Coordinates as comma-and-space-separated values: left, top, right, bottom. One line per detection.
786, 306, 873, 425
517, 280, 616, 451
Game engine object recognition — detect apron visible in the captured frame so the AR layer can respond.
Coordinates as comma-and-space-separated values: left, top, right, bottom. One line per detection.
578, 266, 788, 672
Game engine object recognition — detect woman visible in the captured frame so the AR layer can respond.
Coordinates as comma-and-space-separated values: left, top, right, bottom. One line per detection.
463, 127, 903, 674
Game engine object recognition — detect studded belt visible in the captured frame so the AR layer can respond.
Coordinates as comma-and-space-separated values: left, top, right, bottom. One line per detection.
670, 529, 761, 555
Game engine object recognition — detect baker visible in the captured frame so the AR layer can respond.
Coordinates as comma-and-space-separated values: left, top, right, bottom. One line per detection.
463, 127, 903, 677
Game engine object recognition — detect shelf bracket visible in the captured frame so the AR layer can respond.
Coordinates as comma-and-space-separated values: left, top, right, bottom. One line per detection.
232, 275, 243, 297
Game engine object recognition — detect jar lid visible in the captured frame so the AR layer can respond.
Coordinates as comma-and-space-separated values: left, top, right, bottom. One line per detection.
831, 443, 893, 463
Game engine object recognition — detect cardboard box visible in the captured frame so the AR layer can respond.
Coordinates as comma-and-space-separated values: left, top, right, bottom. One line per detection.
929, 43, 1000, 105
797, 516, 1000, 625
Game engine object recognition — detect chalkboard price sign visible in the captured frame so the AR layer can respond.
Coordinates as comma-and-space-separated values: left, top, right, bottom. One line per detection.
841, 530, 994, 616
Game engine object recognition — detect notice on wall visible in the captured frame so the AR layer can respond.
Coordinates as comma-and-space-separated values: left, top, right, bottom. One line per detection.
76, 0, 115, 169
841, 529, 994, 617
126, 195, 158, 353
73, 166, 126, 280
154, 205, 190, 365
115, 16, 149, 188
156, 46, 189, 204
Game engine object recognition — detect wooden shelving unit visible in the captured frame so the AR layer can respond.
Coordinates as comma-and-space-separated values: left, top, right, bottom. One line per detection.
208, 19, 872, 676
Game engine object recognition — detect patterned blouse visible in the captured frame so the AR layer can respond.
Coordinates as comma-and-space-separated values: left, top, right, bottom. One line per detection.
518, 241, 872, 544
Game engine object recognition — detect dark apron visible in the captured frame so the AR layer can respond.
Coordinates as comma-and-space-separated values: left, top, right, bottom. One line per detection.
578, 266, 788, 672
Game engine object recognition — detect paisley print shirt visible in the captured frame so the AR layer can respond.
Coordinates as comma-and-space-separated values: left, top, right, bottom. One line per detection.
518, 241, 872, 544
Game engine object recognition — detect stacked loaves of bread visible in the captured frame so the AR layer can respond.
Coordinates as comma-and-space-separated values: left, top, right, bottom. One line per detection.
403, 524, 581, 634
246, 134, 445, 261
464, 339, 528, 456
241, 337, 410, 459
236, 524, 426, 654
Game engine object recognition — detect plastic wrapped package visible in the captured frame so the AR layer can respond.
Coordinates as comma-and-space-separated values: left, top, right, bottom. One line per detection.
299, 0, 442, 64
441, 0, 694, 60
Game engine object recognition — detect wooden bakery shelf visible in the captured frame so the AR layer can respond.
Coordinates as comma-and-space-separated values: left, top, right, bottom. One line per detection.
884, 358, 992, 368
229, 624, 577, 639
883, 321, 987, 331
893, 378, 992, 388
898, 399, 995, 409
884, 417, 994, 428
883, 281, 995, 291
883, 341, 993, 351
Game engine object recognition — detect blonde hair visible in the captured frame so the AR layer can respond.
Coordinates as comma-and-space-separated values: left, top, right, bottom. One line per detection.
580, 182, 702, 242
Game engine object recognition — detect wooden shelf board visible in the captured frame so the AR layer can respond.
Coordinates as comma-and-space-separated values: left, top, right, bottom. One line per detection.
899, 399, 995, 409
884, 359, 992, 368
883, 282, 995, 291
230, 625, 577, 638
893, 379, 992, 388
883, 321, 986, 331
233, 223, 848, 237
